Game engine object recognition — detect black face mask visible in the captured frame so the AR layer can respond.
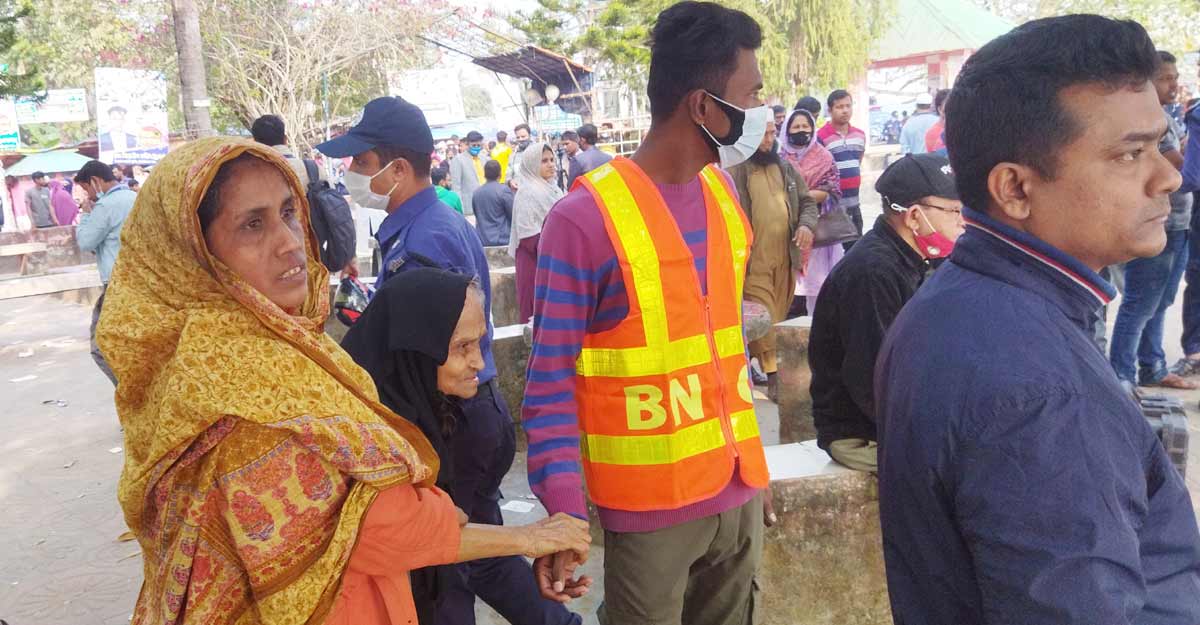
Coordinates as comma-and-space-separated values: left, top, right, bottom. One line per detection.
700, 92, 746, 148
787, 130, 813, 147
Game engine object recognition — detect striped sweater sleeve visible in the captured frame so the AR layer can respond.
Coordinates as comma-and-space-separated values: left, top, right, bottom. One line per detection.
523, 199, 627, 520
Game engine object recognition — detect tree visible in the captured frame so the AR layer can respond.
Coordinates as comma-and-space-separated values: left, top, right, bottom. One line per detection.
462, 83, 494, 119
195, 0, 440, 150
0, 1, 41, 97
507, 0, 588, 55
971, 0, 1200, 55
512, 0, 893, 103
172, 0, 213, 139
6, 0, 174, 147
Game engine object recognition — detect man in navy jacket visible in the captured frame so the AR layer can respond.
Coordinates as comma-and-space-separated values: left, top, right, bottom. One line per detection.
876, 15, 1200, 624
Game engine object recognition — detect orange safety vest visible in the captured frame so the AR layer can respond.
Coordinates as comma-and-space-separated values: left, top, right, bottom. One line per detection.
573, 157, 770, 512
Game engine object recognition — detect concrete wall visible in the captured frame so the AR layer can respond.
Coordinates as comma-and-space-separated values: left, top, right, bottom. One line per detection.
484, 245, 513, 269
0, 226, 85, 275
759, 442, 890, 625
492, 323, 530, 423
490, 266, 521, 328
775, 316, 815, 443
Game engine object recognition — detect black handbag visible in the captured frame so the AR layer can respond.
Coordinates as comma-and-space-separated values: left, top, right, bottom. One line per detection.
812, 206, 860, 248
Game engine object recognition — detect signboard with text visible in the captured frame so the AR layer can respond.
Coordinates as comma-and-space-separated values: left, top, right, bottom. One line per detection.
15, 89, 89, 124
0, 99, 20, 150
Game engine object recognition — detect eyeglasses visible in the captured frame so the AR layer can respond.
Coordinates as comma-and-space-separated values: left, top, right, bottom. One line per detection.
914, 203, 963, 216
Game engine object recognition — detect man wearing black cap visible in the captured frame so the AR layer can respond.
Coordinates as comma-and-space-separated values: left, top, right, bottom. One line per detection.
316, 98, 580, 625
809, 153, 963, 472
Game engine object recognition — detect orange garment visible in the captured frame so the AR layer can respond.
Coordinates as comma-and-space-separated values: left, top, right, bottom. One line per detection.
572, 158, 770, 512
925, 119, 946, 153
328, 484, 462, 625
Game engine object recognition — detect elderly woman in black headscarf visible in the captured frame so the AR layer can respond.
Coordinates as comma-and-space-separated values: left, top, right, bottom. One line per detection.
341, 267, 587, 625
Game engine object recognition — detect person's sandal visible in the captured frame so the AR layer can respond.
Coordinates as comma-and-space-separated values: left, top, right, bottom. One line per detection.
1142, 373, 1199, 390
1170, 357, 1200, 378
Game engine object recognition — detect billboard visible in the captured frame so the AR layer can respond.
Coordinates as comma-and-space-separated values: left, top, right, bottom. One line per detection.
392, 69, 465, 126
94, 68, 169, 165
0, 99, 19, 150
15, 89, 89, 124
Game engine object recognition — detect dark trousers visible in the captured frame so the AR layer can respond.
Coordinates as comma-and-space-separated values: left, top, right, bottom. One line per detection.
842, 203, 864, 252
598, 494, 764, 625
1183, 205, 1200, 355
90, 286, 117, 385
435, 379, 580, 625
1110, 229, 1189, 383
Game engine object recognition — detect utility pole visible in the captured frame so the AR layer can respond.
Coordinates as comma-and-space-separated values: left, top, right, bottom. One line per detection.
171, 0, 214, 139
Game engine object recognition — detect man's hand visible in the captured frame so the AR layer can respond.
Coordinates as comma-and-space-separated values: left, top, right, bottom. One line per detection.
533, 549, 592, 603
342, 261, 360, 278
763, 487, 778, 527
793, 225, 814, 252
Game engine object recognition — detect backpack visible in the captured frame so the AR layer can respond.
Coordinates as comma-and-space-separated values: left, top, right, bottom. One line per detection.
303, 159, 356, 271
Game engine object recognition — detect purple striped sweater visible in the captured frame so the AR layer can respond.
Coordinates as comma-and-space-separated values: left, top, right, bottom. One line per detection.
523, 172, 760, 533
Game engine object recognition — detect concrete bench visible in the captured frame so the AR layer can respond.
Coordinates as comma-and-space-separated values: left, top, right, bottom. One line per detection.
774, 316, 815, 443
759, 441, 890, 625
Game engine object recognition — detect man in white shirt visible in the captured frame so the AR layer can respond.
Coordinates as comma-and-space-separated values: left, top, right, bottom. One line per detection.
899, 93, 940, 154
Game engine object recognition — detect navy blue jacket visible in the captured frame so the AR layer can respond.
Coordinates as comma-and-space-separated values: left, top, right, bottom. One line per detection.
876, 207, 1200, 624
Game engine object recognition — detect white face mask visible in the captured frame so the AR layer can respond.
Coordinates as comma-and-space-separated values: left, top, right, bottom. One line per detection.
344, 159, 398, 210
699, 92, 771, 169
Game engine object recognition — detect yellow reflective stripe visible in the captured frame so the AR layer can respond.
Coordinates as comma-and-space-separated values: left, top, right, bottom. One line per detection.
714, 326, 744, 360
585, 164, 668, 346
698, 166, 750, 302
577, 164, 748, 377
730, 409, 760, 442
582, 410, 761, 466
578, 334, 711, 378
577, 326, 743, 377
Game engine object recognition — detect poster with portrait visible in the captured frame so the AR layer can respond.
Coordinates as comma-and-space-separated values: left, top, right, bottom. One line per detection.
94, 68, 169, 165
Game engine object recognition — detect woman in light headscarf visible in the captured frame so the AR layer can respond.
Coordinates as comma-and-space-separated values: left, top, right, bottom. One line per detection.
780, 108, 843, 312
509, 143, 563, 323
48, 179, 78, 225
98, 137, 588, 625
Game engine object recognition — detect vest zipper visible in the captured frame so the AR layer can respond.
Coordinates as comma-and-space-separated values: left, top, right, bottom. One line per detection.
703, 296, 739, 458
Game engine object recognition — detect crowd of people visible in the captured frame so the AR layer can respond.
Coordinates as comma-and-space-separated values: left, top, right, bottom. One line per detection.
54, 1, 1200, 624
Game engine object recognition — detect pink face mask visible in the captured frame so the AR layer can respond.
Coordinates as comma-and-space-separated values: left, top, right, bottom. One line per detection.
901, 204, 956, 259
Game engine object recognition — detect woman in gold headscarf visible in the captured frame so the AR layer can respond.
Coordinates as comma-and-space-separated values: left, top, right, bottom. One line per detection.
98, 137, 589, 625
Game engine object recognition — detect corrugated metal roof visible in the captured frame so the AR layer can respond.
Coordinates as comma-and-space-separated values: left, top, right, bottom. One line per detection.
871, 0, 1014, 62
473, 45, 592, 89
6, 149, 92, 176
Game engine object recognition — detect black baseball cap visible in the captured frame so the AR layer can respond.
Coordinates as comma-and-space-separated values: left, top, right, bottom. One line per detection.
316, 96, 434, 158
876, 153, 959, 209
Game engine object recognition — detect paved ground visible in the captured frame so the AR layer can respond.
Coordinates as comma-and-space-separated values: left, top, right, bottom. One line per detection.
2, 260, 1199, 624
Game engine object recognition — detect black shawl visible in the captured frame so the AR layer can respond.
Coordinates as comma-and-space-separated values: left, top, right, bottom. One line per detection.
340, 267, 473, 625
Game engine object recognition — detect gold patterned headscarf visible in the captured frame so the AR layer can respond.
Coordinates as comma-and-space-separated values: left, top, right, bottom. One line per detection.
98, 137, 438, 624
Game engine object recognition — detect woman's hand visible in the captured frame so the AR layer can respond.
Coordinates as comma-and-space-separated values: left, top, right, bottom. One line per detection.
793, 225, 814, 251
522, 513, 591, 560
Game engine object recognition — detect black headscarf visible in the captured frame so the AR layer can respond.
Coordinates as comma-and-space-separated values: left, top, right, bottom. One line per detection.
340, 267, 475, 489
340, 267, 475, 625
